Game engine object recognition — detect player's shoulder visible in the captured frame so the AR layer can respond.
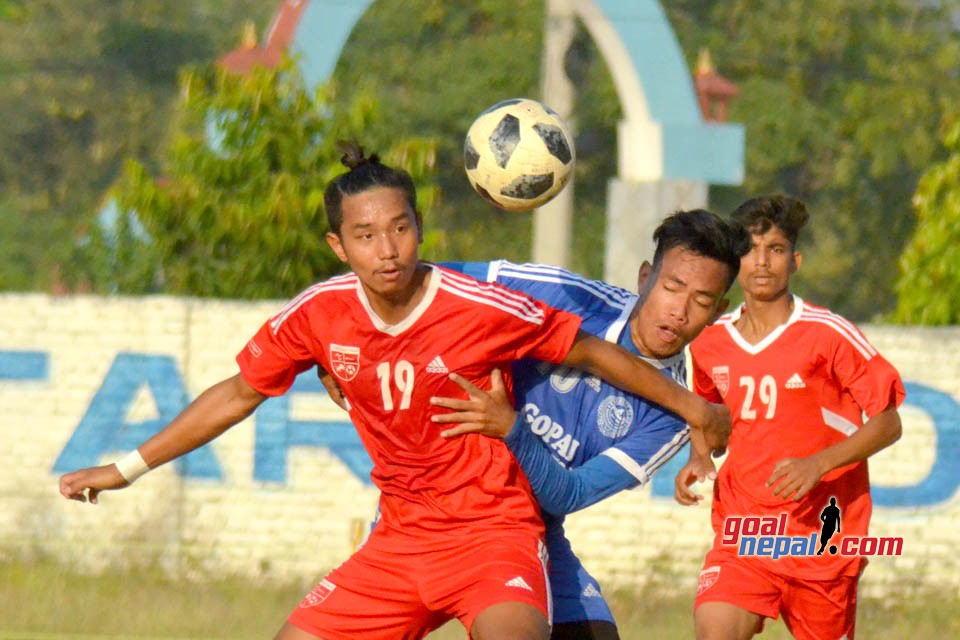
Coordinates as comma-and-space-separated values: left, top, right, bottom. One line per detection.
794, 298, 877, 357
493, 260, 632, 296
290, 272, 359, 304
433, 263, 547, 318
268, 272, 358, 330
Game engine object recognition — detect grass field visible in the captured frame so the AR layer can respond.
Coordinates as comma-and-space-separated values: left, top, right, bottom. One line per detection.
2, 558, 957, 639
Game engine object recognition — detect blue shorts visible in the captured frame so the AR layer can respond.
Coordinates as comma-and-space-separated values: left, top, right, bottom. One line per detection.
547, 523, 616, 626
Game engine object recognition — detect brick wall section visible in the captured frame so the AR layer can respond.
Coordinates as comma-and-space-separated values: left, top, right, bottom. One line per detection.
2, 294, 958, 597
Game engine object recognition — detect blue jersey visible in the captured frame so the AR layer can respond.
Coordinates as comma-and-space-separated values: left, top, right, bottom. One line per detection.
447, 261, 690, 625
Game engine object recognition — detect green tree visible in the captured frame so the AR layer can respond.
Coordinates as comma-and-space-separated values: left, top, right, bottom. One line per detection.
666, 0, 960, 320
0, 0, 275, 290
81, 59, 439, 299
893, 119, 960, 325
0, 1, 24, 21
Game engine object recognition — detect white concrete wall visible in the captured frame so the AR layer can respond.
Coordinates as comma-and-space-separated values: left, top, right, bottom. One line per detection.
2, 294, 958, 597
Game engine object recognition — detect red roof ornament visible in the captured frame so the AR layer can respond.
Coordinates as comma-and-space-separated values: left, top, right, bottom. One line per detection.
694, 49, 739, 123
218, 0, 308, 74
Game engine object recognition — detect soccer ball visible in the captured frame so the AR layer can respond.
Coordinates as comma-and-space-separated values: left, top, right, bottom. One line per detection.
463, 98, 575, 213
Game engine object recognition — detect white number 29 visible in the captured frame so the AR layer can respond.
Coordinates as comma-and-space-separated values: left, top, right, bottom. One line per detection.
739, 374, 777, 420
376, 360, 415, 411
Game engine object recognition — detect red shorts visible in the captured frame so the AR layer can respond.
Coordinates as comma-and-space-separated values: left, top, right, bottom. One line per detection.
695, 554, 860, 640
288, 526, 551, 640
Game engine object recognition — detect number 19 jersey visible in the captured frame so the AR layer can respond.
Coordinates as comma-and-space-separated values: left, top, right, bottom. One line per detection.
236, 265, 583, 548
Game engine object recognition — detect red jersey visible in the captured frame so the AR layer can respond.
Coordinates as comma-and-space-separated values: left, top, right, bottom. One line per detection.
236, 264, 582, 548
691, 296, 904, 578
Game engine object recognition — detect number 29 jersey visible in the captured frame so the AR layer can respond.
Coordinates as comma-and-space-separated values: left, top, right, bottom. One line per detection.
691, 297, 905, 577
236, 265, 583, 547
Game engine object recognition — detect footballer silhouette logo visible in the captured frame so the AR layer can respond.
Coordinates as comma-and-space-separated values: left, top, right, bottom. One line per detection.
817, 497, 842, 556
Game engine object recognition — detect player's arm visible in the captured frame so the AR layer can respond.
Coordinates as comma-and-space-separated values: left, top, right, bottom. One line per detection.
768, 331, 905, 501
430, 370, 639, 514
562, 330, 730, 450
675, 355, 720, 505
767, 405, 901, 501
59, 373, 266, 504
674, 427, 718, 506
505, 422, 639, 514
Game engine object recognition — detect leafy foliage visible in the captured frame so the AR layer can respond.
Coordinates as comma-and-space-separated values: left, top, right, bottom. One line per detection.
82, 59, 439, 299
0, 0, 275, 290
894, 119, 960, 325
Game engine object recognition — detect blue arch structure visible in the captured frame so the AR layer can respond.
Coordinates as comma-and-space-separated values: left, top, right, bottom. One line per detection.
290, 0, 742, 184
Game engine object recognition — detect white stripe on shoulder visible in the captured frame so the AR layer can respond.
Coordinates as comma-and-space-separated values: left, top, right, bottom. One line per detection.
798, 307, 876, 359
800, 305, 877, 357
439, 274, 545, 325
496, 261, 634, 308
269, 274, 357, 334
441, 269, 545, 319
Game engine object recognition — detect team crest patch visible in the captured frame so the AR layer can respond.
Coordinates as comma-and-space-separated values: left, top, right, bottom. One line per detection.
711, 366, 730, 397
299, 578, 336, 608
330, 344, 360, 381
697, 566, 720, 595
597, 395, 633, 438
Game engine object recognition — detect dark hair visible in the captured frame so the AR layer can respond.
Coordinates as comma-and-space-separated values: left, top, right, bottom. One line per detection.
323, 141, 419, 235
652, 209, 751, 291
730, 194, 810, 249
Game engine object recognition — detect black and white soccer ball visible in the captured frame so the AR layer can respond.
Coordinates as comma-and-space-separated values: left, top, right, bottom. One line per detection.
463, 98, 575, 213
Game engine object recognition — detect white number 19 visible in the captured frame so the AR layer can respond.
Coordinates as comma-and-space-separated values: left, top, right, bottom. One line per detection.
376, 360, 415, 411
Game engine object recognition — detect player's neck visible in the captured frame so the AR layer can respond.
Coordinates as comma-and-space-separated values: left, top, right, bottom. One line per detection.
736, 290, 794, 343
362, 263, 432, 325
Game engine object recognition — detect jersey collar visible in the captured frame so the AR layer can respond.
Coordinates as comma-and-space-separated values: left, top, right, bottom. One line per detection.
355, 264, 441, 336
724, 294, 804, 354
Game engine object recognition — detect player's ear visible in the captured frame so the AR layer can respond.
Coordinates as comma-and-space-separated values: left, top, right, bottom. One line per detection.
792, 251, 803, 274
326, 232, 349, 264
636, 261, 653, 293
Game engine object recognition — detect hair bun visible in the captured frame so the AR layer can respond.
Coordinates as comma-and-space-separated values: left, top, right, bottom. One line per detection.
336, 140, 381, 170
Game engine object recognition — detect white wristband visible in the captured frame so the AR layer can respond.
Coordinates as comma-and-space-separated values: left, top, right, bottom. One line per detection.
115, 449, 150, 484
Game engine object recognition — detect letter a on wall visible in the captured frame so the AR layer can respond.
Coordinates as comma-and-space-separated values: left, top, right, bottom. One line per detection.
52, 353, 222, 479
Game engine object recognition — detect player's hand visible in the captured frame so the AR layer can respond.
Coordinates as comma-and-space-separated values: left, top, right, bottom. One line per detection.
317, 366, 348, 411
430, 369, 517, 439
59, 464, 129, 505
674, 455, 717, 506
696, 401, 731, 454
766, 455, 825, 501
